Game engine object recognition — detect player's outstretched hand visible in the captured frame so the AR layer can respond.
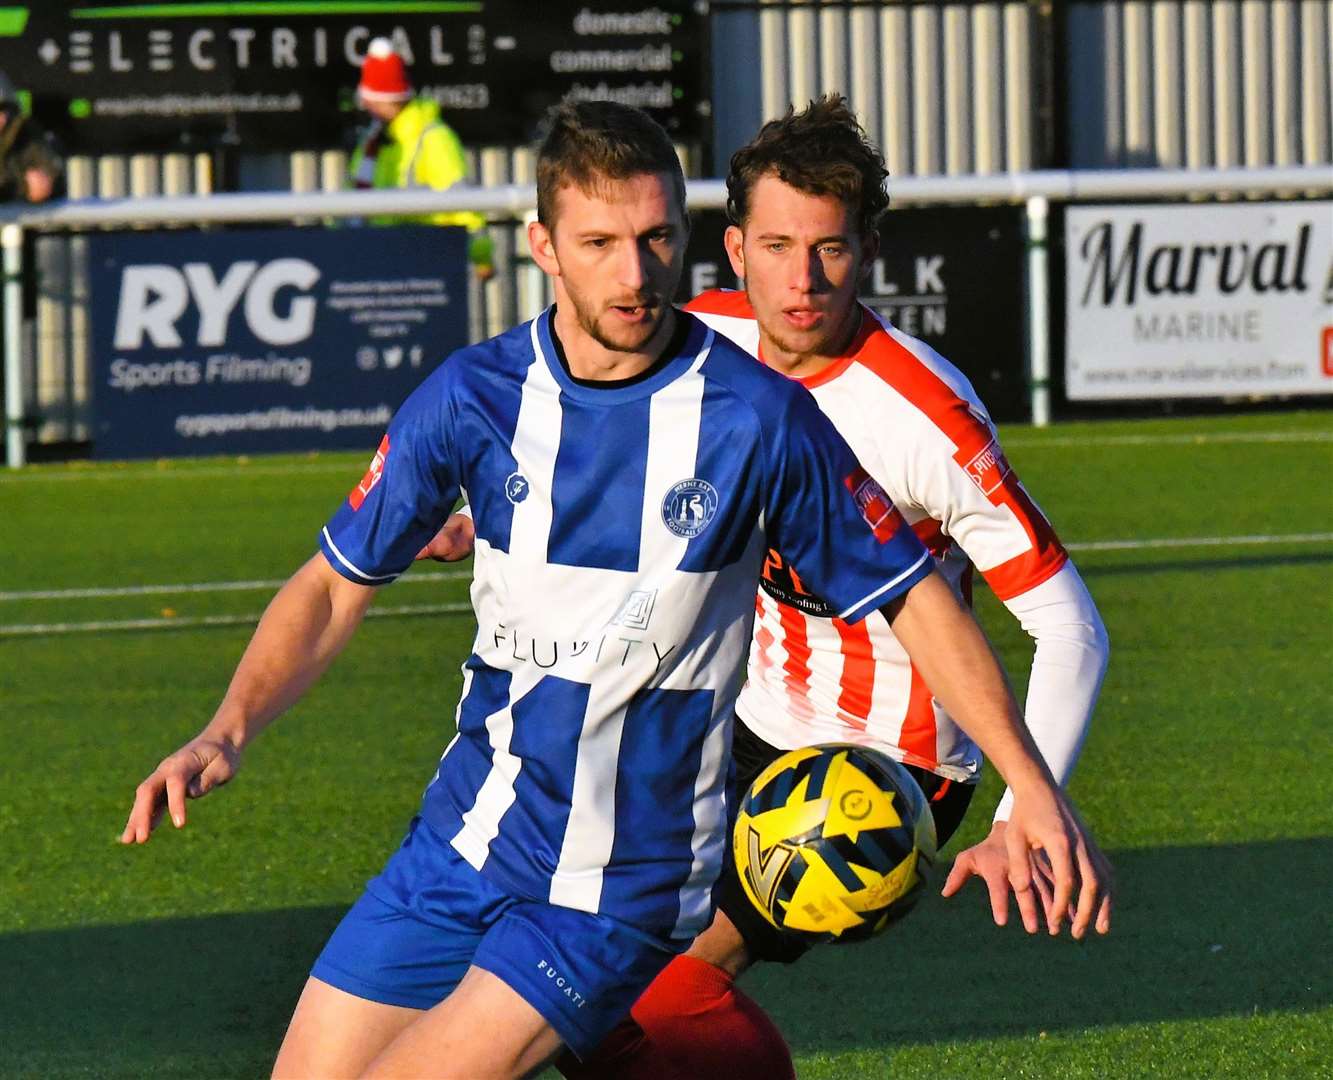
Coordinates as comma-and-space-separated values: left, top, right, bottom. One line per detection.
940, 822, 1098, 932
941, 822, 1016, 925
1012, 791, 1112, 938
120, 736, 241, 844
962, 792, 1112, 939
415, 511, 476, 562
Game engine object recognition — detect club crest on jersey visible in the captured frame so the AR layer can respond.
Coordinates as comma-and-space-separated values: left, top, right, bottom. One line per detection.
348, 434, 389, 511
844, 467, 904, 543
505, 471, 530, 504
662, 478, 718, 538
963, 439, 1011, 497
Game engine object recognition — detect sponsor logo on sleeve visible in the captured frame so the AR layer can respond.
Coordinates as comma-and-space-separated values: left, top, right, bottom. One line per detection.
348, 434, 389, 511
843, 467, 905, 543
962, 438, 1012, 497
505, 471, 530, 504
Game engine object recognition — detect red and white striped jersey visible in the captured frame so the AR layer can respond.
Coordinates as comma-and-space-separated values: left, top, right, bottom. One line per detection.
685, 290, 1069, 782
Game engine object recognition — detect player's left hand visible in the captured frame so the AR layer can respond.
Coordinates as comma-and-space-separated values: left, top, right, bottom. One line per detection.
940, 821, 1102, 933
991, 791, 1113, 939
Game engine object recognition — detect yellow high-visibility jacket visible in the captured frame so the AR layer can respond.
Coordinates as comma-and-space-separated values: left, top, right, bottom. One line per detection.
349, 98, 492, 267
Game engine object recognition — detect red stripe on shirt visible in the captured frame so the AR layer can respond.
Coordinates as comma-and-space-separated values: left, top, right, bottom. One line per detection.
849, 312, 1067, 599
752, 596, 777, 675
776, 601, 816, 722
899, 665, 939, 770
911, 516, 949, 558
832, 617, 874, 731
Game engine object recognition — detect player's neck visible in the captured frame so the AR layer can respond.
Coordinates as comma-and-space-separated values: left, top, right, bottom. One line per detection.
553, 303, 679, 383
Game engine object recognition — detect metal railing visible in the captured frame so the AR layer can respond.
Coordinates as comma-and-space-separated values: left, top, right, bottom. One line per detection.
5, 164, 1332, 467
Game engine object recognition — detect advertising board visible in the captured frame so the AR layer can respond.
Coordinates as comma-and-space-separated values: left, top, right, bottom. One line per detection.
88, 225, 469, 459
1066, 202, 1333, 400
2, 2, 707, 153
679, 205, 1031, 421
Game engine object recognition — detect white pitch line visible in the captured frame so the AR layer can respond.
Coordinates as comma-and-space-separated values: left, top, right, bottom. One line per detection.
0, 568, 471, 602
4, 532, 1329, 641
0, 461, 361, 483
1003, 430, 1333, 449
3, 533, 1329, 606
1065, 532, 1333, 553
0, 602, 474, 638
2, 430, 1329, 485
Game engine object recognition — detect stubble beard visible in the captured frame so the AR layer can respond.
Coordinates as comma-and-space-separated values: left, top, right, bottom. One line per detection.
566, 281, 665, 355
751, 292, 862, 370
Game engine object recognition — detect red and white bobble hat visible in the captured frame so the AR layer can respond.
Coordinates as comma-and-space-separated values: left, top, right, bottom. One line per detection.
358, 37, 412, 103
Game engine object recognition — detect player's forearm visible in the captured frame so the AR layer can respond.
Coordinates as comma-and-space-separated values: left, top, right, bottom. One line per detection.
204, 555, 375, 749
883, 572, 1055, 800
993, 563, 1110, 821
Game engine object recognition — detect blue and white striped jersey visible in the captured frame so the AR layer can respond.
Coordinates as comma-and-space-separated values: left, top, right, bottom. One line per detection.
320, 308, 932, 939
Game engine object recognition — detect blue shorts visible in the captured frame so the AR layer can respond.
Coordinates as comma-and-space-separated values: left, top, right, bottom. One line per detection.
311, 817, 680, 1059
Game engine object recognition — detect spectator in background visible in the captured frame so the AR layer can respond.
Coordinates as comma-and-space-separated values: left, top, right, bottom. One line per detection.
351, 38, 494, 279
0, 72, 61, 205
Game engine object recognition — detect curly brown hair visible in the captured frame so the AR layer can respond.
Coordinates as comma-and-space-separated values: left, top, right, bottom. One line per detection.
536, 99, 686, 228
727, 95, 889, 237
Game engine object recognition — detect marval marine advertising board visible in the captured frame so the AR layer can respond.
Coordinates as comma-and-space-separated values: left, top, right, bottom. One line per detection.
1065, 201, 1333, 401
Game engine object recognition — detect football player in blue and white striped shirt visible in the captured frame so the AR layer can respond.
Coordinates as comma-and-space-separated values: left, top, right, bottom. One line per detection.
122, 101, 1103, 1079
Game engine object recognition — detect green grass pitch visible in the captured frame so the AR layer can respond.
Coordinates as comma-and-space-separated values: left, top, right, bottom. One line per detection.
2, 409, 1330, 1078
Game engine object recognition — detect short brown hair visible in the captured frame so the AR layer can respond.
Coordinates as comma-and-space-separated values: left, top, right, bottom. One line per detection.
727, 95, 889, 237
536, 100, 686, 227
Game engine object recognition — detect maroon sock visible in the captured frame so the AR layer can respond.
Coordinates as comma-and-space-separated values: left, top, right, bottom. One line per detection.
557, 955, 795, 1080
629, 955, 796, 1080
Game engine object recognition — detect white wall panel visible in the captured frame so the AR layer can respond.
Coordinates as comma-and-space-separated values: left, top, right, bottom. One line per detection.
1003, 2, 1033, 170
1069, 0, 1331, 168
878, 5, 912, 178
1152, 2, 1184, 167
723, 1, 1033, 178
1300, 1, 1330, 164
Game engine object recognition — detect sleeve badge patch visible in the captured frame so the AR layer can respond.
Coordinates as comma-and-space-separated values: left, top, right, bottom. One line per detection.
349, 434, 390, 511
962, 438, 1012, 497
844, 467, 905, 543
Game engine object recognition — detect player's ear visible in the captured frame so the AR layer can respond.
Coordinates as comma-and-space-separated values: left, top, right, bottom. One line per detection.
723, 224, 745, 279
529, 219, 560, 277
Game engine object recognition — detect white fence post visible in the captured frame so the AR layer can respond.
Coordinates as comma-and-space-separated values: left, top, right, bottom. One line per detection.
1025, 195, 1051, 428
3, 223, 25, 468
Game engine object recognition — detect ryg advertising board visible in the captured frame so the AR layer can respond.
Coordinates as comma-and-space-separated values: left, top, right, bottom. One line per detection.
1066, 201, 1333, 400
88, 225, 469, 459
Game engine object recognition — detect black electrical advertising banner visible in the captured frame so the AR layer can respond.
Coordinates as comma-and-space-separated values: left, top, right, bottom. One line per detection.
1, 2, 708, 153
88, 225, 469, 459
679, 205, 1030, 421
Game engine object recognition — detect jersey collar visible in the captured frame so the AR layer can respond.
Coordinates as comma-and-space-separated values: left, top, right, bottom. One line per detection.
534, 306, 709, 403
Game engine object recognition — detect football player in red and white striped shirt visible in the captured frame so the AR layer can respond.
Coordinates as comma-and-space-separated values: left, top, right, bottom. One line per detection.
584, 96, 1108, 1079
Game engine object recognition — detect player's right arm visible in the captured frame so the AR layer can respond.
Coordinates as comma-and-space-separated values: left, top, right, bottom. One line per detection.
123, 359, 465, 844
880, 573, 1109, 938
120, 555, 377, 844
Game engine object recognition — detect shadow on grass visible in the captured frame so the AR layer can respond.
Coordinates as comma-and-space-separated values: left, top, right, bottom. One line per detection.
3, 840, 1330, 1074
2, 904, 346, 1078
755, 837, 1333, 1056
